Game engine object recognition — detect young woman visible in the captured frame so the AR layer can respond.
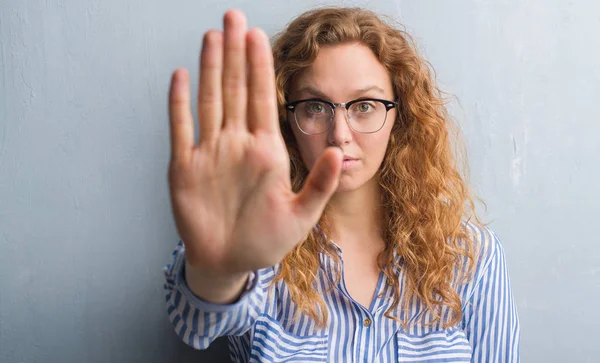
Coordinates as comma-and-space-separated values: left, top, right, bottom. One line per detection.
164, 7, 520, 362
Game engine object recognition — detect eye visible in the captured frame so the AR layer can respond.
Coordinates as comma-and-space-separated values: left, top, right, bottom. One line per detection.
355, 102, 374, 113
306, 102, 326, 114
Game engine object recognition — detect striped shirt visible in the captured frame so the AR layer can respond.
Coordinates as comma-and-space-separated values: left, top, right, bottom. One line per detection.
163, 222, 520, 362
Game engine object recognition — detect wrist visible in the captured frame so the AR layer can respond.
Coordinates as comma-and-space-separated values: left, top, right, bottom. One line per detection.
184, 260, 250, 304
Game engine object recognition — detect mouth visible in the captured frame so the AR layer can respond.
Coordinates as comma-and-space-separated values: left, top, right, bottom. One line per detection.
341, 156, 358, 171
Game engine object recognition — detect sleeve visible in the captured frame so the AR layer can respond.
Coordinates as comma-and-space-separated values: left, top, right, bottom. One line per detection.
163, 240, 273, 350
461, 229, 521, 363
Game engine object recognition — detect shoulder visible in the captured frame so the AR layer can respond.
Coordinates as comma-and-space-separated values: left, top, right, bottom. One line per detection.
458, 220, 509, 299
462, 220, 504, 272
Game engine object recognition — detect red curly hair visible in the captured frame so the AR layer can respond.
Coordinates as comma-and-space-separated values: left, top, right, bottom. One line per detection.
271, 7, 485, 328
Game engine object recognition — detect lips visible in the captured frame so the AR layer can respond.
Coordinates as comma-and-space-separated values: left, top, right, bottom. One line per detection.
341, 156, 358, 171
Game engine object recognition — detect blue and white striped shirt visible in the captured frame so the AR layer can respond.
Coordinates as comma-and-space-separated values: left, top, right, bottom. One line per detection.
163, 222, 520, 362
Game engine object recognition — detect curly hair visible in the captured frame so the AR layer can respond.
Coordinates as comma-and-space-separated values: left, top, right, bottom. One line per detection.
270, 7, 485, 329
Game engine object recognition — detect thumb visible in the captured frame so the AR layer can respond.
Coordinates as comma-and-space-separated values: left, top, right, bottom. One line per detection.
293, 147, 343, 221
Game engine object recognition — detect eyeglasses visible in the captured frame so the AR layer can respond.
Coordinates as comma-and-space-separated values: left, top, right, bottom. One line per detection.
285, 98, 398, 135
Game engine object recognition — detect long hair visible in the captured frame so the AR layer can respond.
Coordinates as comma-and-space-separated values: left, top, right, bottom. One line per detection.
271, 7, 484, 328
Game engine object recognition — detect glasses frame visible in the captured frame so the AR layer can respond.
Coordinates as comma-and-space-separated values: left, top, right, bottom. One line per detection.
285, 97, 399, 135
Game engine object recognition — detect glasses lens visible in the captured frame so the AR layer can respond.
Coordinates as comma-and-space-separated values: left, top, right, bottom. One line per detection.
347, 100, 388, 133
295, 101, 333, 134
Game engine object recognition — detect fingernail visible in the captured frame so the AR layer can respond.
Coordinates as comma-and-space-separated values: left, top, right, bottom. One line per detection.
173, 69, 187, 91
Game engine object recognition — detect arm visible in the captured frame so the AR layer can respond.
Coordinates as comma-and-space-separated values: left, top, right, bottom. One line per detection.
163, 9, 341, 351
163, 240, 274, 350
185, 258, 250, 305
462, 231, 521, 363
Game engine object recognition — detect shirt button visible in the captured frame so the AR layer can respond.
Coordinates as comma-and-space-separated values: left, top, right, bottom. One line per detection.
363, 318, 372, 327
386, 278, 394, 285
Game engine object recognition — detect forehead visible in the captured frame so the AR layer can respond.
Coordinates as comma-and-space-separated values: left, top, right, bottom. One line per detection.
291, 42, 393, 100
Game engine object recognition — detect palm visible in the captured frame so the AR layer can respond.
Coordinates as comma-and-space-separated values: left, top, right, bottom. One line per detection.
171, 131, 300, 274
167, 10, 342, 277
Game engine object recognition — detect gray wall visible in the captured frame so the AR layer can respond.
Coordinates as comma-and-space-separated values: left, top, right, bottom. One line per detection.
1, 0, 598, 362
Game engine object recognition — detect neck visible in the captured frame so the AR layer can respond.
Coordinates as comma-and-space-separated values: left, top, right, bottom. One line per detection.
326, 176, 384, 250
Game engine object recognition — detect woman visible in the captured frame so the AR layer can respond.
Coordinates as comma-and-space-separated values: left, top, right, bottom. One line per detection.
164, 7, 520, 362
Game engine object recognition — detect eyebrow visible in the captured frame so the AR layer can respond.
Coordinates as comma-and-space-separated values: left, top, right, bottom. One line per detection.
294, 85, 386, 100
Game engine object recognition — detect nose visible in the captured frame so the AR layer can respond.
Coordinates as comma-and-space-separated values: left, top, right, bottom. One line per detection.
327, 106, 352, 146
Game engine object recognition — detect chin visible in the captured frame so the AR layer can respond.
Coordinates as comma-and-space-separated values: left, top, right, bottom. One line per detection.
334, 175, 365, 193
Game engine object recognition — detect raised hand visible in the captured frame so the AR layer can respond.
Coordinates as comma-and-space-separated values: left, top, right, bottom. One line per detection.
167, 10, 342, 300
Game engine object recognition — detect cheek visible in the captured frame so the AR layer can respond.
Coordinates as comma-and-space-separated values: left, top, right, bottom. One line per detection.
371, 116, 396, 160
292, 131, 325, 170
362, 140, 388, 168
362, 130, 392, 163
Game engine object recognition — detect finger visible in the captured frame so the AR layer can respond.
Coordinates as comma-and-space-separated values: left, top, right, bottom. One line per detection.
198, 30, 224, 144
222, 9, 248, 130
246, 27, 279, 134
293, 147, 343, 221
169, 68, 194, 164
